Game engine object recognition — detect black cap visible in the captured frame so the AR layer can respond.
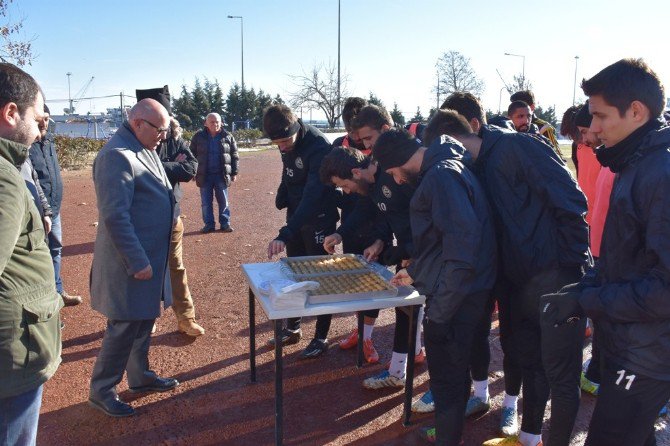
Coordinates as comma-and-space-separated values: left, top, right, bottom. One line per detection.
372, 128, 421, 170
575, 101, 592, 128
136, 85, 171, 115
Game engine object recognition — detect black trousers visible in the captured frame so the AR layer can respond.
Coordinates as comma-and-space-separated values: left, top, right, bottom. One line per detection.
585, 358, 670, 446
512, 268, 585, 444
470, 289, 523, 396
424, 294, 487, 446
584, 324, 602, 384
285, 220, 336, 339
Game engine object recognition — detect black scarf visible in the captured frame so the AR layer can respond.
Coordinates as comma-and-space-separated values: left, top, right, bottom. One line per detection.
595, 117, 664, 173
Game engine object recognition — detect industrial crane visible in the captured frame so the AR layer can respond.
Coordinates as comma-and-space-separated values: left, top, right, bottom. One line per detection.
63, 74, 95, 115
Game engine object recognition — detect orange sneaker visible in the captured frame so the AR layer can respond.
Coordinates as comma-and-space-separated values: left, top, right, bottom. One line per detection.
339, 329, 358, 350
363, 338, 379, 364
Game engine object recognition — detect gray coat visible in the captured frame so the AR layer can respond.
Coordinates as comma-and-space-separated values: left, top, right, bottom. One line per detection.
90, 124, 174, 320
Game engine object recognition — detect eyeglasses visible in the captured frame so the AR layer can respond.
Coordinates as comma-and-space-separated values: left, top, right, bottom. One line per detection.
141, 119, 169, 135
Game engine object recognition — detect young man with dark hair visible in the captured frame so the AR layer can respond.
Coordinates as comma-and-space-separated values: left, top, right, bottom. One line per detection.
507, 101, 534, 133
263, 104, 340, 359
319, 146, 425, 389
541, 58, 670, 446
510, 90, 561, 152
350, 104, 394, 149
373, 128, 496, 445
332, 96, 368, 151
429, 96, 524, 436
425, 109, 589, 446
0, 62, 62, 445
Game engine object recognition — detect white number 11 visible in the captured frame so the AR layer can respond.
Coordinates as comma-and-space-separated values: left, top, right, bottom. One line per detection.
616, 369, 636, 390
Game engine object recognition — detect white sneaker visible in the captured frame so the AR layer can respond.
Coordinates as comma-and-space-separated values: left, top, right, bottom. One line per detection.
362, 370, 405, 389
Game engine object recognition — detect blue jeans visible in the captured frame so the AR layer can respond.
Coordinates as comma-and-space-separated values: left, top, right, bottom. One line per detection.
200, 175, 230, 228
0, 385, 43, 446
48, 213, 63, 293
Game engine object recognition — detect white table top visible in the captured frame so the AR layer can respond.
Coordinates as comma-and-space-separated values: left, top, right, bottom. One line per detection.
241, 262, 425, 320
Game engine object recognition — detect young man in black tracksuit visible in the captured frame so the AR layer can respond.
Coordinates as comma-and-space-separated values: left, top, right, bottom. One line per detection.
264, 104, 340, 359
319, 147, 425, 390
425, 110, 590, 446
542, 58, 670, 446
373, 129, 497, 446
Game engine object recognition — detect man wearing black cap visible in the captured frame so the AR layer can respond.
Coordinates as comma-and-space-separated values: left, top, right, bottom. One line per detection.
29, 104, 83, 307
136, 86, 204, 337
263, 104, 340, 359
373, 128, 496, 445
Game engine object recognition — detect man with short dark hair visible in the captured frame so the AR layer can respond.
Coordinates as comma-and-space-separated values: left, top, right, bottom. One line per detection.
89, 98, 179, 418
373, 128, 496, 445
189, 112, 239, 233
508, 100, 534, 133
542, 58, 670, 446
425, 109, 589, 446
0, 62, 62, 445
263, 104, 340, 359
332, 96, 368, 151
29, 104, 82, 307
510, 90, 561, 151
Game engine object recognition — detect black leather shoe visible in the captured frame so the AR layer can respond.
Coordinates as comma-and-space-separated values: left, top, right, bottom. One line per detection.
88, 395, 135, 417
201, 225, 215, 233
129, 377, 179, 393
220, 225, 234, 233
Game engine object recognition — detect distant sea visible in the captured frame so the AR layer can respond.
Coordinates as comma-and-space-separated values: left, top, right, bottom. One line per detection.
51, 121, 117, 139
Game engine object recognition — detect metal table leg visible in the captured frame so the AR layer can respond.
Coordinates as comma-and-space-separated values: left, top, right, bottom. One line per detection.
356, 311, 364, 368
249, 287, 256, 383
274, 319, 284, 446
404, 305, 418, 426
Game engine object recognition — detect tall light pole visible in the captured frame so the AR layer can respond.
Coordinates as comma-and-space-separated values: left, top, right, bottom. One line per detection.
498, 86, 506, 115
66, 72, 73, 114
573, 55, 580, 105
227, 15, 244, 92
337, 0, 341, 127
504, 52, 526, 86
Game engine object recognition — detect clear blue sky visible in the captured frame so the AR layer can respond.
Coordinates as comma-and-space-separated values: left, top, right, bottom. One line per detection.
13, 0, 670, 121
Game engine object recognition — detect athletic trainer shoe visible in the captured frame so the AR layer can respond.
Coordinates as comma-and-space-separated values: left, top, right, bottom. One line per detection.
580, 372, 600, 396
362, 370, 405, 389
483, 435, 542, 446
363, 338, 379, 364
418, 426, 436, 443
339, 328, 358, 350
659, 405, 668, 417
500, 406, 519, 436
266, 328, 302, 348
464, 395, 490, 417
299, 338, 328, 359
411, 390, 435, 413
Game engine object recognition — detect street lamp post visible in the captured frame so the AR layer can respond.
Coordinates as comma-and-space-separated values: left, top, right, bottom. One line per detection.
337, 0, 341, 127
504, 52, 526, 86
66, 72, 73, 114
573, 55, 580, 105
227, 15, 244, 92
498, 86, 506, 115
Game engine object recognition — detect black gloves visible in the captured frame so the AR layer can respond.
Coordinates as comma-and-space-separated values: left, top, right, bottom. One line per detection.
540, 290, 584, 328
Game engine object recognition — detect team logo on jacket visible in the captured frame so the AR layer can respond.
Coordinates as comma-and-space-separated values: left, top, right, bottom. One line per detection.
295, 157, 304, 169
382, 185, 392, 198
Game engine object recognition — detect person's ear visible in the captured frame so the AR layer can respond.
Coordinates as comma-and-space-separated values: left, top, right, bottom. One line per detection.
630, 100, 650, 123
351, 168, 362, 179
381, 124, 391, 131
469, 118, 481, 133
0, 102, 20, 128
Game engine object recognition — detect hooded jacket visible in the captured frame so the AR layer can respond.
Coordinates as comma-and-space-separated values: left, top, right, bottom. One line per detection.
275, 120, 339, 243
579, 124, 670, 380
475, 126, 589, 287
0, 136, 62, 399
29, 135, 63, 215
190, 127, 238, 187
407, 137, 496, 323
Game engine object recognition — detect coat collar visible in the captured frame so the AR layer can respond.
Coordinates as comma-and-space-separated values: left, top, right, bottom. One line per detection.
0, 136, 30, 168
118, 122, 170, 187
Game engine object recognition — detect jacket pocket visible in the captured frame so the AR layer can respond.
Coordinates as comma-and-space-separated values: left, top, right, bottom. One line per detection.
22, 299, 62, 373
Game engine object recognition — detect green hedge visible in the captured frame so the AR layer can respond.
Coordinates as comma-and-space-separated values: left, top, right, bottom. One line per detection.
54, 136, 105, 170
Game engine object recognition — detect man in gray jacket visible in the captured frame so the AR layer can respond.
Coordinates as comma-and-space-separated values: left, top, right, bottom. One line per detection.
0, 63, 62, 446
88, 98, 178, 417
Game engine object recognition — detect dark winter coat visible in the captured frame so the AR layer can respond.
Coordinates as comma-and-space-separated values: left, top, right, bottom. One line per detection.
29, 136, 63, 215
156, 130, 197, 216
190, 128, 238, 187
475, 126, 589, 287
579, 125, 670, 381
275, 120, 339, 243
407, 137, 496, 324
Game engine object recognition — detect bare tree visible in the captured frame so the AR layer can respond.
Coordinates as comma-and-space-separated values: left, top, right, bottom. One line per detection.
435, 51, 484, 99
1, 0, 34, 66
289, 61, 349, 128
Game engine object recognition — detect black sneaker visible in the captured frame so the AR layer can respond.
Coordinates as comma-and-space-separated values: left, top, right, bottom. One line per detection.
299, 339, 329, 359
201, 225, 215, 233
266, 328, 302, 348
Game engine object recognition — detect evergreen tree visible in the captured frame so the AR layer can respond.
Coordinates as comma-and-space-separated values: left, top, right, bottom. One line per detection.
190, 78, 210, 126
368, 92, 385, 108
535, 105, 558, 127
172, 84, 196, 129
390, 102, 405, 126
410, 106, 424, 123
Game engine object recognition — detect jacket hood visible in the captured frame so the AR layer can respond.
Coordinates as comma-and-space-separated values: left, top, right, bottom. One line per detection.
0, 136, 30, 168
419, 135, 469, 176
641, 122, 670, 154
478, 125, 513, 161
